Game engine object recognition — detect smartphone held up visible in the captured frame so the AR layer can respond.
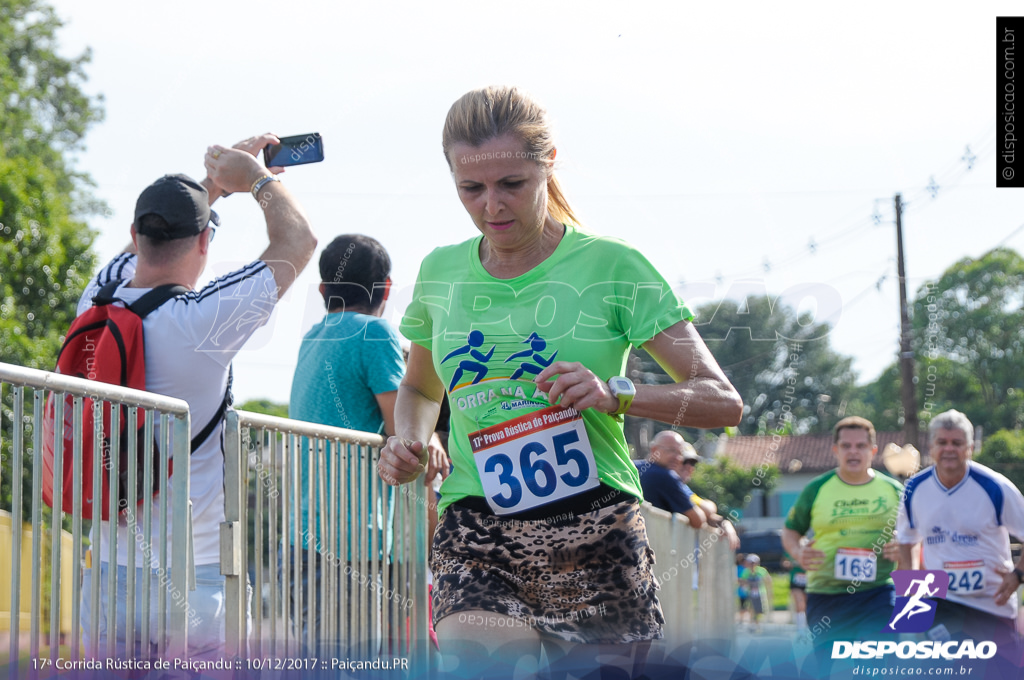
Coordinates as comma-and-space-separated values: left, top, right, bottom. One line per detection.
263, 133, 325, 168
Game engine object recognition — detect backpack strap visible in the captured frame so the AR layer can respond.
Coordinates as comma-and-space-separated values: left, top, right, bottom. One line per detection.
190, 392, 229, 452
92, 279, 123, 306
91, 279, 223, 452
190, 367, 233, 453
128, 284, 189, 317
91, 280, 188, 317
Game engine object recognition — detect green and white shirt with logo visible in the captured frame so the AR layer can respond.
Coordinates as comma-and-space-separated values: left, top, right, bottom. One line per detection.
400, 224, 692, 516
785, 469, 903, 594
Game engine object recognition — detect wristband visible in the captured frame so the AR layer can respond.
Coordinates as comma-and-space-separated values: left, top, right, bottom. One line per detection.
249, 174, 270, 195
250, 175, 280, 199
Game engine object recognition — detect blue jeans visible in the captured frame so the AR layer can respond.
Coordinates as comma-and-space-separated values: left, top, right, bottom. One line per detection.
80, 562, 251, 660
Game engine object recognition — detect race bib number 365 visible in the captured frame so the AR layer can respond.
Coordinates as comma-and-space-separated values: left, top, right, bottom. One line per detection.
469, 405, 600, 515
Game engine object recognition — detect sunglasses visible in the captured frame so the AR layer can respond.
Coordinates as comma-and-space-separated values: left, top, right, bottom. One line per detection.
682, 460, 698, 467
206, 210, 221, 242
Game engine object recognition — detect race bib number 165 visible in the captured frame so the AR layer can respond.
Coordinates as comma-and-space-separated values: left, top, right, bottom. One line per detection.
469, 405, 600, 515
835, 547, 877, 582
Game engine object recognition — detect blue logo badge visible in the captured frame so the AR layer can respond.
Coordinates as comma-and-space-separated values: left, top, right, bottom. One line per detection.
885, 570, 948, 633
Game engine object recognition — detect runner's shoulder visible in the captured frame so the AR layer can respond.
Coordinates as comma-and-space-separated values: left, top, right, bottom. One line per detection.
871, 470, 904, 495
419, 239, 474, 274
786, 470, 839, 528
967, 461, 1017, 491
805, 469, 840, 496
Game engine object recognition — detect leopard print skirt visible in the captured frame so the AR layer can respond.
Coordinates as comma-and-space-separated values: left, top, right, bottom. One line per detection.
430, 498, 664, 644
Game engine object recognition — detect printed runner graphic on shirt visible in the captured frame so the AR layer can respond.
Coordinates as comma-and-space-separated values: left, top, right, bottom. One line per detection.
441, 330, 498, 392
885, 570, 948, 633
440, 330, 605, 513
505, 332, 558, 380
445, 331, 567, 414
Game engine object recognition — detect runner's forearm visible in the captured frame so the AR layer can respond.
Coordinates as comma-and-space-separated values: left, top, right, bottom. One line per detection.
625, 379, 743, 428
897, 544, 918, 571
395, 383, 442, 448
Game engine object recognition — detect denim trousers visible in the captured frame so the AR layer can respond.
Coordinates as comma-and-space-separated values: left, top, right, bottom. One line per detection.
80, 561, 251, 660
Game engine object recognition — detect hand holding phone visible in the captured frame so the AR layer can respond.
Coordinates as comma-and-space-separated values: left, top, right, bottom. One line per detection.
263, 133, 325, 168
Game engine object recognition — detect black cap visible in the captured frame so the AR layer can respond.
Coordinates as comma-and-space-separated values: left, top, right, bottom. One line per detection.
134, 174, 219, 240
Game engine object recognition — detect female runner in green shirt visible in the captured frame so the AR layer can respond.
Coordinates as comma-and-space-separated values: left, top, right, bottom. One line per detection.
378, 85, 742, 678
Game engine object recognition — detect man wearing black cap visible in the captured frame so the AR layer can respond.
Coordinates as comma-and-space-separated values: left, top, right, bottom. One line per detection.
77, 134, 316, 659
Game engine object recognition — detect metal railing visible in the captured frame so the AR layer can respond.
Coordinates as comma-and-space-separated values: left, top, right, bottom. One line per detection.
0, 361, 192, 666
1, 359, 738, 669
640, 504, 737, 645
222, 409, 430, 664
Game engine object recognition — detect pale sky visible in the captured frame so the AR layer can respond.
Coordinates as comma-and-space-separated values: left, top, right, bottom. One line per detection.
50, 0, 1024, 404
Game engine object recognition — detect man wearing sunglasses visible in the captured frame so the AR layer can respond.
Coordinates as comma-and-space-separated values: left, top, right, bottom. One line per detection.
635, 430, 706, 529
668, 436, 740, 548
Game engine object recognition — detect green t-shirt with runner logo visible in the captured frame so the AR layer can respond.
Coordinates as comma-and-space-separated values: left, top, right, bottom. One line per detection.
785, 469, 903, 595
400, 224, 693, 516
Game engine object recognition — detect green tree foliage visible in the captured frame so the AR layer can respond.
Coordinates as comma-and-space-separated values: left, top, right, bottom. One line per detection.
843, 362, 900, 432
236, 398, 289, 418
852, 248, 1024, 439
632, 295, 858, 438
235, 398, 288, 571
0, 0, 103, 520
0, 0, 104, 370
911, 247, 1024, 433
849, 356, 984, 434
690, 456, 779, 520
693, 296, 858, 435
976, 429, 1024, 493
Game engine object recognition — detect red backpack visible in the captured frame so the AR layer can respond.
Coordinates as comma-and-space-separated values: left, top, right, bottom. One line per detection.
42, 280, 227, 521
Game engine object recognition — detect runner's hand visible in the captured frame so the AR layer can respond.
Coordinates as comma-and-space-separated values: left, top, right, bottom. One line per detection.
797, 539, 826, 571
881, 540, 901, 562
203, 133, 285, 200
378, 436, 426, 486
424, 432, 450, 486
534, 361, 619, 413
204, 146, 268, 195
993, 565, 1021, 606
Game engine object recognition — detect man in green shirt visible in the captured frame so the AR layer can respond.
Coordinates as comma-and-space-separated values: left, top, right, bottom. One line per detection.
782, 416, 903, 650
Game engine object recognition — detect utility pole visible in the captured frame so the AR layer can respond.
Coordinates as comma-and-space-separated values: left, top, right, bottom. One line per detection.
895, 193, 919, 449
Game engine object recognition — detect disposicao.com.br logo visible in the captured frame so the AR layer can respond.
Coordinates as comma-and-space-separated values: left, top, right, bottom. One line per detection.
831, 639, 996, 660
831, 569, 997, 661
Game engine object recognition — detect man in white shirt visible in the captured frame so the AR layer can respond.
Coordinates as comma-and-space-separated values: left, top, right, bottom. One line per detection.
78, 134, 316, 659
896, 409, 1024, 651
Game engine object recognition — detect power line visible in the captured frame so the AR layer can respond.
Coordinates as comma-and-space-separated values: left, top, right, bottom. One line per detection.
707, 124, 998, 284
839, 267, 892, 312
996, 222, 1024, 248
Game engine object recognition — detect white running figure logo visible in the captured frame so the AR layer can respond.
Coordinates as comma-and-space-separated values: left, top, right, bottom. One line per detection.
888, 573, 940, 630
